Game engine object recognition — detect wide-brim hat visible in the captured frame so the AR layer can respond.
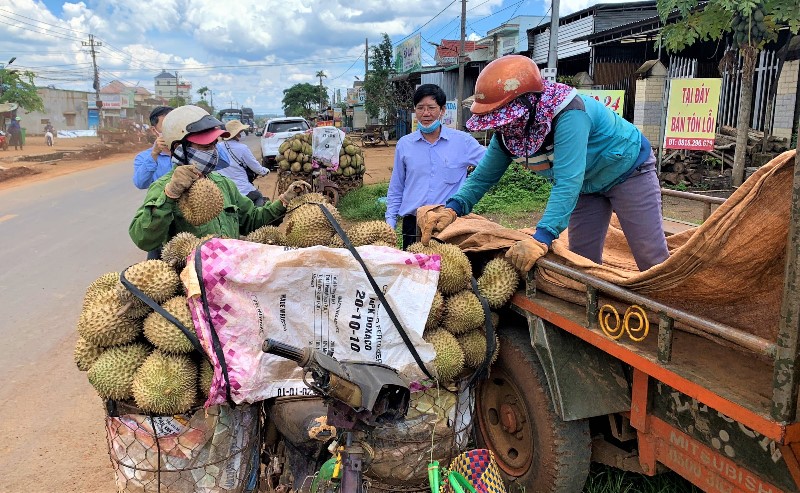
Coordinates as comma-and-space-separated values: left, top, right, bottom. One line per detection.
186, 127, 229, 145
224, 120, 250, 140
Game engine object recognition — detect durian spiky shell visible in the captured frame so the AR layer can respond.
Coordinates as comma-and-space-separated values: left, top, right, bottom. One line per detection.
477, 258, 519, 309
425, 291, 445, 331
443, 290, 485, 335
161, 232, 201, 269
132, 351, 198, 415
178, 178, 224, 226
78, 290, 142, 347
284, 203, 341, 247
119, 260, 181, 305
87, 342, 151, 400
244, 225, 286, 246
83, 272, 120, 309
424, 329, 465, 383
143, 296, 195, 353
345, 221, 397, 247
408, 242, 471, 295
199, 358, 214, 398
74, 336, 105, 371
457, 330, 500, 368
287, 192, 327, 210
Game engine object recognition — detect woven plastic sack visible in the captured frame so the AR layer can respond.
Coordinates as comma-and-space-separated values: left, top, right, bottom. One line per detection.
183, 239, 440, 406
446, 449, 506, 493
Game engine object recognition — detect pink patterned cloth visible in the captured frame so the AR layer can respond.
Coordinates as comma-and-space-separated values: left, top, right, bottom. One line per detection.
466, 80, 577, 157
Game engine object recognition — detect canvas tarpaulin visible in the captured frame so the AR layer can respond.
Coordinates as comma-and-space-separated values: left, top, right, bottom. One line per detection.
436, 150, 797, 345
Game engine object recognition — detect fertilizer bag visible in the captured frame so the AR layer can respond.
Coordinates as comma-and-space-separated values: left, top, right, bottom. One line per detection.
311, 126, 345, 170
184, 239, 440, 406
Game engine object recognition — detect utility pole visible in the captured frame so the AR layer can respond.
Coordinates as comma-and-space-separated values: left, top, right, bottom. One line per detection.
547, 0, 560, 78
456, 0, 467, 129
83, 34, 102, 128
364, 38, 369, 81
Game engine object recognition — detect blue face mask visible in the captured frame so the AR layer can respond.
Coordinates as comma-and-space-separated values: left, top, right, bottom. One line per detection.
418, 119, 442, 134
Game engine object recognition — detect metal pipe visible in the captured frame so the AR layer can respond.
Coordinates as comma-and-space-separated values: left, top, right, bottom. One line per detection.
535, 258, 776, 357
660, 188, 727, 205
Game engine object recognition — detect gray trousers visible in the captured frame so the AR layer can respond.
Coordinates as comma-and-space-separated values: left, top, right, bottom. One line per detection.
567, 153, 668, 271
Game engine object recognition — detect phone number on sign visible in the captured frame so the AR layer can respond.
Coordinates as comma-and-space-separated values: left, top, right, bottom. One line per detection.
665, 137, 714, 150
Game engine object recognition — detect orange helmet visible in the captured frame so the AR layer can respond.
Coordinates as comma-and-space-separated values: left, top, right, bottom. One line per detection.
470, 55, 544, 115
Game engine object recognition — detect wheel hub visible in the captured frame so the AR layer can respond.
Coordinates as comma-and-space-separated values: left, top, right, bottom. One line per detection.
477, 370, 534, 476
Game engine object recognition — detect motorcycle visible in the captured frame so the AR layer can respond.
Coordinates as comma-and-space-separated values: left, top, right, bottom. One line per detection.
45, 131, 54, 147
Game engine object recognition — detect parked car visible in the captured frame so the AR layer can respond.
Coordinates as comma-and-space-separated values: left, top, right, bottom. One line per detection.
260, 117, 311, 169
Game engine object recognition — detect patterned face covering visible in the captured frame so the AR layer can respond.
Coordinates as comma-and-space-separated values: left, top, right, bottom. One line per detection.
172, 144, 225, 175
466, 80, 577, 157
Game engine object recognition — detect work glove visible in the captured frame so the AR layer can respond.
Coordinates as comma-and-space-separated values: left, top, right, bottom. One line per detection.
417, 205, 457, 245
164, 165, 201, 199
505, 238, 549, 273
279, 180, 312, 206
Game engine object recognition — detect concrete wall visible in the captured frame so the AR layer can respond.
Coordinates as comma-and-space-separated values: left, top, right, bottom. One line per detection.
773, 59, 799, 141
16, 88, 91, 136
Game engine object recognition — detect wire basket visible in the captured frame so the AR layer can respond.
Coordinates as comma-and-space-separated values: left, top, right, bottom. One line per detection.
105, 401, 261, 493
365, 382, 474, 490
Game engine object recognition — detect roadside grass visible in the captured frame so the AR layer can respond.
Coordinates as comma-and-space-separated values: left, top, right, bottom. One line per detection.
583, 464, 700, 493
339, 181, 701, 493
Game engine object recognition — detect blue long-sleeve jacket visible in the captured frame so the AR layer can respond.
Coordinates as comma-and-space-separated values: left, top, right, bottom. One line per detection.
446, 95, 647, 246
133, 149, 173, 189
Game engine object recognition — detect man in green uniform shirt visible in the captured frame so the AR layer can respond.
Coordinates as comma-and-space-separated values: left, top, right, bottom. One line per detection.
129, 105, 309, 252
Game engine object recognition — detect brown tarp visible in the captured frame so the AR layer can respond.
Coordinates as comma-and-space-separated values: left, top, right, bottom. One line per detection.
437, 150, 797, 343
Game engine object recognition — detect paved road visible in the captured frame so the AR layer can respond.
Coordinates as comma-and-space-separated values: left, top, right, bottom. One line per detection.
0, 135, 266, 492
0, 156, 145, 491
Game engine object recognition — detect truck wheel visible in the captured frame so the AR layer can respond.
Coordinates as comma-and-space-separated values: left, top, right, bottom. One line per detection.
476, 329, 591, 493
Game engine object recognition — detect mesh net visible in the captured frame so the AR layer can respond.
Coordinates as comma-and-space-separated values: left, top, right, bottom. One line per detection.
105, 401, 261, 493
365, 382, 475, 491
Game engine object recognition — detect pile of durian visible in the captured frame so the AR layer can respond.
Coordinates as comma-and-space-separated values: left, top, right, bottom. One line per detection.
408, 243, 520, 384
75, 259, 214, 416
276, 133, 366, 177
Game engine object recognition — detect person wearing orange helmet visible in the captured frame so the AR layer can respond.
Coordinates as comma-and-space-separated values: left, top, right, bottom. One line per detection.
418, 55, 668, 272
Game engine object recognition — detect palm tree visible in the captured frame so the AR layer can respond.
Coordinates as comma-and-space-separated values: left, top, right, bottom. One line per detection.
315, 71, 327, 114
196, 86, 213, 112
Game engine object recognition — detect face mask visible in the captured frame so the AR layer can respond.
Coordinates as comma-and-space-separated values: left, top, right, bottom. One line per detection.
185, 146, 219, 175
418, 118, 442, 134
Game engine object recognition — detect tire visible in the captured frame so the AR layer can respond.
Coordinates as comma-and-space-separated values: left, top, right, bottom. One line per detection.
322, 186, 339, 207
476, 329, 591, 493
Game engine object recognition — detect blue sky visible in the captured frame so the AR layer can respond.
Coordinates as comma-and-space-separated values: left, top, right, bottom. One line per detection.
1, 0, 609, 114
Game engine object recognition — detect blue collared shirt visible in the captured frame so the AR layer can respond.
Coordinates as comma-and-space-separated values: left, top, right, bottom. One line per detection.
133, 149, 173, 189
385, 126, 485, 228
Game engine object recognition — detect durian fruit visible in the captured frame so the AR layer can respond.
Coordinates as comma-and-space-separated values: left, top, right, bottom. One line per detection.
199, 358, 214, 398
443, 290, 485, 335
457, 330, 500, 369
78, 290, 142, 347
87, 342, 151, 400
161, 232, 201, 269
119, 260, 181, 305
346, 221, 397, 247
371, 240, 397, 248
286, 192, 328, 210
408, 242, 471, 295
74, 336, 105, 371
477, 258, 519, 309
178, 178, 224, 226
132, 351, 198, 415
244, 225, 286, 246
328, 234, 345, 248
143, 296, 195, 354
83, 272, 120, 308
284, 202, 341, 247
424, 329, 465, 383
425, 291, 445, 331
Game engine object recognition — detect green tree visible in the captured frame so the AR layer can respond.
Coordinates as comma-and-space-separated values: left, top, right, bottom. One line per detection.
0, 68, 44, 112
315, 71, 327, 114
196, 86, 213, 112
282, 82, 327, 118
364, 33, 395, 125
658, 0, 800, 185
195, 100, 213, 113
168, 96, 186, 108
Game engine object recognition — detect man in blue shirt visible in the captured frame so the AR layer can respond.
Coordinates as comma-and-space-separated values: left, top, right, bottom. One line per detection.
133, 106, 173, 189
386, 84, 486, 249
216, 120, 270, 206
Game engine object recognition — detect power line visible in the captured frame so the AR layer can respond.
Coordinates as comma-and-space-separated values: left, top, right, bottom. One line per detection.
0, 15, 86, 42
328, 50, 366, 80
0, 8, 92, 36
396, 0, 459, 44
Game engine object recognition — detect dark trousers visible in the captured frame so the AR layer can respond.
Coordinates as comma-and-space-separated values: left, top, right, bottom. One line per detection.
146, 247, 162, 260
247, 190, 266, 207
401, 215, 418, 250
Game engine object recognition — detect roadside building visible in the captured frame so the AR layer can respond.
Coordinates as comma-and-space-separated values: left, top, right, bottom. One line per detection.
16, 87, 92, 136
154, 70, 192, 103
